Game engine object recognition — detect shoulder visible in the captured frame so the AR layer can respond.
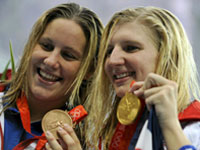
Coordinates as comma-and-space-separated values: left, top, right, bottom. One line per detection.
0, 92, 4, 109
184, 121, 200, 131
0, 92, 3, 96
0, 92, 3, 101
179, 100, 200, 121
183, 121, 200, 149
0, 92, 4, 99
178, 100, 200, 149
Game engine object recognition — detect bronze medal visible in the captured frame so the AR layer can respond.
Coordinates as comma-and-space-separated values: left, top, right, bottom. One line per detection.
117, 92, 141, 125
42, 109, 73, 139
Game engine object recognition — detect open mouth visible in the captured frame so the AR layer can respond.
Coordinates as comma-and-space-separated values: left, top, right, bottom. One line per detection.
37, 68, 62, 82
113, 72, 135, 80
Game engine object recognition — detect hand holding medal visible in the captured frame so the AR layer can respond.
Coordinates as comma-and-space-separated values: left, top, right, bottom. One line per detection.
42, 105, 88, 139
42, 109, 73, 139
117, 80, 141, 125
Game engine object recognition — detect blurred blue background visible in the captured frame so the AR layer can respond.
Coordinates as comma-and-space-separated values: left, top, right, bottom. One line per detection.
0, 0, 200, 75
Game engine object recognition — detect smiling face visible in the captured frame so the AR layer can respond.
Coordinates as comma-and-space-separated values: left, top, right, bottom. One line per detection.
28, 18, 86, 105
104, 21, 158, 98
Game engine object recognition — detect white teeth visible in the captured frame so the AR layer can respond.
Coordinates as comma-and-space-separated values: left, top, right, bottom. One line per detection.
116, 73, 129, 79
40, 70, 58, 81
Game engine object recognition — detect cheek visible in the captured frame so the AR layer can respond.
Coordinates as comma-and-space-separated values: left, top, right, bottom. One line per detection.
141, 55, 158, 77
27, 58, 35, 90
63, 62, 81, 78
29, 53, 40, 73
104, 61, 110, 78
147, 53, 158, 72
31, 48, 42, 64
28, 52, 37, 74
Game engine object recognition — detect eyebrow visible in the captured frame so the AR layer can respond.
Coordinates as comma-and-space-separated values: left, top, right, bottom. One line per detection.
39, 37, 53, 44
40, 37, 83, 58
109, 39, 142, 46
123, 40, 141, 45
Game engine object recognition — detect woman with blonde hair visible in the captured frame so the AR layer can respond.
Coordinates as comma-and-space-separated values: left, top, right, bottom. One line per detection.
85, 6, 200, 150
0, 2, 103, 150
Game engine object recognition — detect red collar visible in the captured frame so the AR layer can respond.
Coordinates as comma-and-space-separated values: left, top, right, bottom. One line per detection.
178, 100, 200, 122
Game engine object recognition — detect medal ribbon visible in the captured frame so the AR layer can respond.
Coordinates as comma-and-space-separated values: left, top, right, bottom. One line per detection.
108, 99, 145, 150
0, 123, 4, 150
12, 94, 88, 150
68, 105, 88, 124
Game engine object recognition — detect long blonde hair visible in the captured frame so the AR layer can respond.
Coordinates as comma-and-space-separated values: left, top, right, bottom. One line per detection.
85, 6, 200, 149
2, 2, 103, 108
2, 2, 103, 145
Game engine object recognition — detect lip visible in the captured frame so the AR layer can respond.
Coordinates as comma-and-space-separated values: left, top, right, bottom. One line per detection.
112, 71, 135, 86
113, 74, 129, 85
38, 74, 55, 85
114, 76, 129, 86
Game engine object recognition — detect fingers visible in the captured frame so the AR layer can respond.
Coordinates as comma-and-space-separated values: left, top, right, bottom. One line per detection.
141, 74, 178, 125
45, 131, 63, 150
129, 73, 178, 112
143, 86, 169, 111
142, 86, 161, 110
45, 142, 53, 150
58, 124, 81, 149
143, 73, 168, 90
129, 81, 144, 97
45, 124, 82, 150
62, 124, 80, 145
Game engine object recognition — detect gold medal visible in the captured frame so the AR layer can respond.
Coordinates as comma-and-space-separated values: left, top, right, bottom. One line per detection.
117, 92, 141, 125
42, 109, 73, 139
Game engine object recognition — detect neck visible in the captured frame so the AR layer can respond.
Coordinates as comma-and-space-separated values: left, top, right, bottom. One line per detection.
27, 96, 66, 122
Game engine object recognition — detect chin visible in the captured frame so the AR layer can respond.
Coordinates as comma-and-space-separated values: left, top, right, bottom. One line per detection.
115, 85, 129, 98
31, 88, 50, 100
33, 92, 48, 101
116, 90, 126, 98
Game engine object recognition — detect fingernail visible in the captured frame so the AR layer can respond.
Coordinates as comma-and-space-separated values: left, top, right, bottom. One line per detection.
58, 127, 63, 131
45, 142, 49, 148
64, 123, 70, 128
133, 90, 138, 95
46, 131, 51, 137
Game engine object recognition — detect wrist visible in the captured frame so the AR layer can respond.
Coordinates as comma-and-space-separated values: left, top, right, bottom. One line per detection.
161, 119, 191, 150
160, 117, 180, 131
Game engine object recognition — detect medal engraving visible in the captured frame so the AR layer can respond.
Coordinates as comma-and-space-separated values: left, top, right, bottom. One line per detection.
117, 92, 141, 125
42, 109, 73, 139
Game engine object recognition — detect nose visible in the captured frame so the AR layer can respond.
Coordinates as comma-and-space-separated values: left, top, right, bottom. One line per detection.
108, 46, 124, 66
43, 50, 60, 69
